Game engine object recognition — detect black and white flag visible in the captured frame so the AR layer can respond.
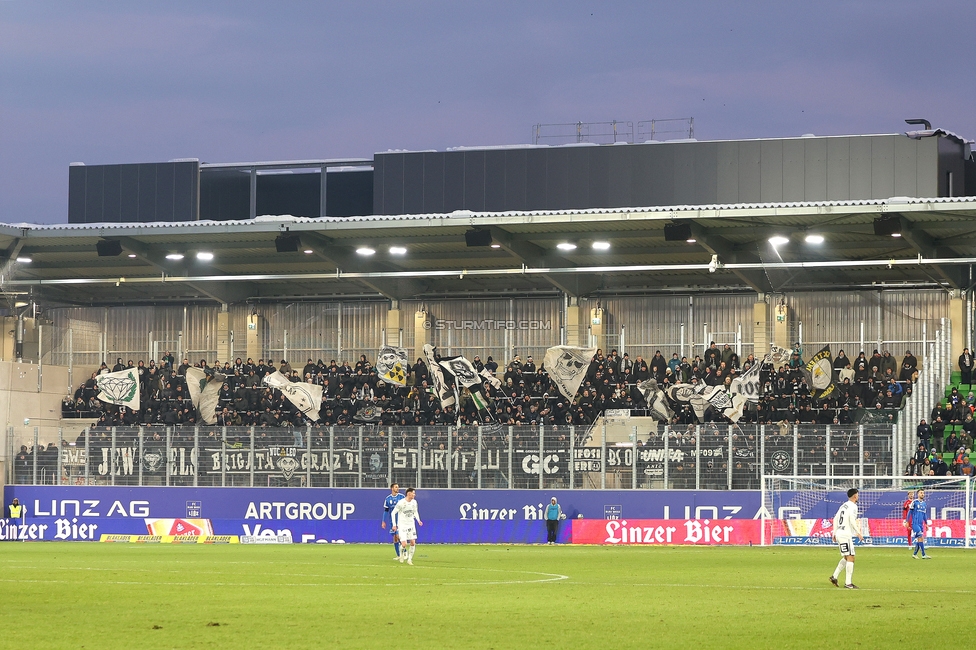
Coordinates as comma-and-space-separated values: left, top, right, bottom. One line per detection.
423, 344, 456, 408
186, 367, 224, 424
263, 371, 323, 421
731, 361, 763, 403
543, 345, 597, 401
638, 378, 673, 422
439, 356, 481, 388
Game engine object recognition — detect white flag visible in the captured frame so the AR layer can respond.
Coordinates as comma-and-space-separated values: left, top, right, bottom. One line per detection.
543, 346, 596, 401
731, 362, 763, 403
96, 368, 140, 410
480, 368, 502, 390
186, 367, 225, 425
439, 356, 481, 388
263, 371, 323, 421
638, 378, 673, 422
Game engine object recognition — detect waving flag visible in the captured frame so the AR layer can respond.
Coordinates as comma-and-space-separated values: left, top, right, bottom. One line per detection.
263, 371, 323, 421
186, 367, 225, 424
96, 368, 140, 410
543, 346, 597, 401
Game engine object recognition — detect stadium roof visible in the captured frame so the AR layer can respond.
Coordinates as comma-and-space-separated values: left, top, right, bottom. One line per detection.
2, 195, 976, 306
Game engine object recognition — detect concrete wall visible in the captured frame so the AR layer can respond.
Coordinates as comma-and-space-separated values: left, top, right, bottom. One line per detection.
0, 361, 74, 466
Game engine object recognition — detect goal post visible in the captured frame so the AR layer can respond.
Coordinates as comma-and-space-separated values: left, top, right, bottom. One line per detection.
760, 475, 974, 548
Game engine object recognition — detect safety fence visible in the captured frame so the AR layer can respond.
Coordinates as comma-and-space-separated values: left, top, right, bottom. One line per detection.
6, 424, 895, 490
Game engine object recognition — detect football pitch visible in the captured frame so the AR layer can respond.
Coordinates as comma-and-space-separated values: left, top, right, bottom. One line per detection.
2, 543, 973, 649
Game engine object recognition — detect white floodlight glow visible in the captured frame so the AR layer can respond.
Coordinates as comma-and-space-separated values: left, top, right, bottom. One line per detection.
686, 238, 697, 243
195, 251, 214, 261
490, 243, 501, 249
804, 234, 824, 245
768, 236, 789, 247
389, 246, 407, 255
15, 256, 31, 263
303, 249, 314, 254
556, 242, 577, 251
356, 247, 375, 256
891, 232, 902, 238
165, 253, 184, 260
127, 254, 137, 258
591, 241, 611, 250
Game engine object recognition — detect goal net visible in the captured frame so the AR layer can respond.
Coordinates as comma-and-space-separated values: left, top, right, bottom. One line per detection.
761, 475, 974, 547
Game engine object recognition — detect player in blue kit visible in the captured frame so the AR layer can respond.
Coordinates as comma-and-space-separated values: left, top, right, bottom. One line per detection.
908, 489, 931, 559
382, 483, 406, 559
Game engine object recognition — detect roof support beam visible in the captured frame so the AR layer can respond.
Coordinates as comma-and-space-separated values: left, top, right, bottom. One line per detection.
688, 224, 772, 293
487, 226, 602, 297
299, 232, 424, 300
116, 237, 256, 304
896, 215, 965, 289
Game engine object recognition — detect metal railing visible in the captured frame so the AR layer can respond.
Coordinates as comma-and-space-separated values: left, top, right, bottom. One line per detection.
6, 423, 897, 490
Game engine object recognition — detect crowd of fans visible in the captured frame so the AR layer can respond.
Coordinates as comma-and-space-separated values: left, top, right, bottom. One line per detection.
60, 343, 916, 429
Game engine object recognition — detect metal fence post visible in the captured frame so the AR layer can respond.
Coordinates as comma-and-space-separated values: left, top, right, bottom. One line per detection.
193, 426, 199, 487
539, 425, 544, 490
858, 426, 865, 487
417, 426, 422, 488
793, 425, 799, 476
695, 425, 701, 490
727, 425, 733, 491
84, 427, 90, 485
760, 424, 766, 482
166, 426, 172, 487
57, 427, 64, 486
33, 427, 39, 485
249, 426, 256, 487
825, 425, 831, 486
138, 426, 144, 486
220, 426, 226, 487
632, 426, 638, 490
388, 427, 394, 487
447, 426, 453, 490
477, 426, 483, 489
663, 426, 670, 490
508, 426, 513, 489
306, 426, 312, 487
601, 421, 607, 490
329, 426, 335, 488
110, 426, 117, 487
569, 425, 575, 490
358, 426, 364, 488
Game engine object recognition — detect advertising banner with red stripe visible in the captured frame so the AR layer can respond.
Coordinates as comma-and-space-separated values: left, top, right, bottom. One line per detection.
572, 518, 762, 545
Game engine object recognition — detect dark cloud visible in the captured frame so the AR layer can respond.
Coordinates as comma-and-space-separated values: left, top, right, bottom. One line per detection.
1, 1, 972, 223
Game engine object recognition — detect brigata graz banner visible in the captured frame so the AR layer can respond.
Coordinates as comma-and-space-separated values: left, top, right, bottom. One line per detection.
5, 486, 760, 542
75, 444, 730, 482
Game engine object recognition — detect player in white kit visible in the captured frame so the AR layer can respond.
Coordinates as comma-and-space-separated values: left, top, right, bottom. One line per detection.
829, 487, 865, 589
392, 487, 423, 565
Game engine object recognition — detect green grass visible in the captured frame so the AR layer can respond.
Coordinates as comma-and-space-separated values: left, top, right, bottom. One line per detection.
1, 543, 972, 649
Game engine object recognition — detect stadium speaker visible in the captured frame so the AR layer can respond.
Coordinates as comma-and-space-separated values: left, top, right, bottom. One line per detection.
275, 234, 301, 253
96, 239, 123, 257
873, 216, 902, 237
663, 222, 694, 242
465, 229, 493, 247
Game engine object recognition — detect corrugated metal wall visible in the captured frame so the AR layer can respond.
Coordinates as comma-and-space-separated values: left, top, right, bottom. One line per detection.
403, 298, 562, 363
43, 290, 950, 370
589, 294, 756, 360
785, 290, 948, 355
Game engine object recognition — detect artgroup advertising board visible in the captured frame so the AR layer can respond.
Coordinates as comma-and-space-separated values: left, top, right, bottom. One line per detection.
2, 486, 761, 543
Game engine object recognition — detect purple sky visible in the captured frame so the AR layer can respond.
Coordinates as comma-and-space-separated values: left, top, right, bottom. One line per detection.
2, 1, 973, 224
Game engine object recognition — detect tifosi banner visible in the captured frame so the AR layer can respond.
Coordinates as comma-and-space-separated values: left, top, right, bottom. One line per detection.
572, 519, 761, 545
